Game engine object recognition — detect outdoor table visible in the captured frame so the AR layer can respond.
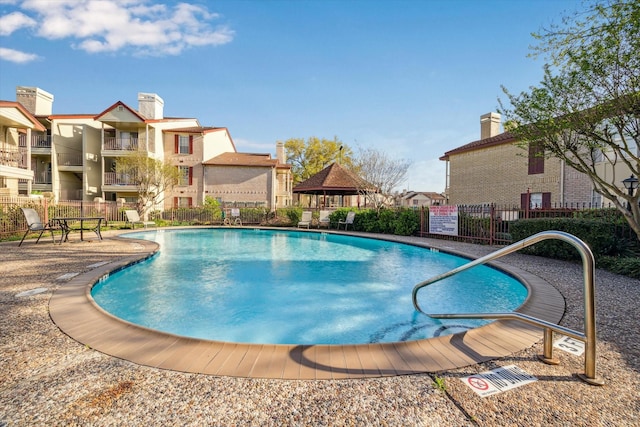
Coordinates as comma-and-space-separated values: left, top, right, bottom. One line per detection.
52, 217, 105, 243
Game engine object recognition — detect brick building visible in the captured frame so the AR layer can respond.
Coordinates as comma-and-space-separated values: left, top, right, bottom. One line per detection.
440, 112, 596, 208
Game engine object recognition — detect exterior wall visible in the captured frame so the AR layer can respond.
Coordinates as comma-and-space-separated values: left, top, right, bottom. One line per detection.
447, 142, 577, 206
50, 117, 103, 201
202, 130, 235, 161
275, 168, 292, 207
204, 165, 272, 207
164, 129, 236, 208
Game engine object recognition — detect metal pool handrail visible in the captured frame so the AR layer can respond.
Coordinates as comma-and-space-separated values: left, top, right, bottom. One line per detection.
412, 230, 604, 386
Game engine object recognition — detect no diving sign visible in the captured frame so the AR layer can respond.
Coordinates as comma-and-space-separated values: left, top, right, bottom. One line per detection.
462, 365, 537, 397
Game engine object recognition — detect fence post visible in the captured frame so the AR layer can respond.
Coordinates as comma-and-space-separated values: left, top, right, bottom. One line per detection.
489, 204, 495, 245
43, 197, 49, 224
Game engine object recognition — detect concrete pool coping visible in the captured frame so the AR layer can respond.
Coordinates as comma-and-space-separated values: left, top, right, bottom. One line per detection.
48, 228, 565, 379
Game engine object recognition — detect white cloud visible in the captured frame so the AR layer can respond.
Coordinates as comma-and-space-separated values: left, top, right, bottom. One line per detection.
0, 46, 40, 63
0, 11, 36, 35
6, 0, 234, 55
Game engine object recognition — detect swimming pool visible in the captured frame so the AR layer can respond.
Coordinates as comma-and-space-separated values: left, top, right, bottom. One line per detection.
91, 228, 527, 345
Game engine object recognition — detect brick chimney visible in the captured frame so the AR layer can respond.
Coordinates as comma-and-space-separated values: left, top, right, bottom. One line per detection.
480, 112, 501, 139
16, 86, 54, 115
138, 92, 164, 119
276, 141, 286, 164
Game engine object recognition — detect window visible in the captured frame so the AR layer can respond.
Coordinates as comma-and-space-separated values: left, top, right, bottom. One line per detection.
177, 166, 192, 186
174, 197, 192, 208
528, 142, 544, 174
521, 192, 551, 209
591, 190, 602, 207
175, 134, 193, 154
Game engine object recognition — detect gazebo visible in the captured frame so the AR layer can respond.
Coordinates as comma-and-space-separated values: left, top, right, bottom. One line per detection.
292, 162, 363, 208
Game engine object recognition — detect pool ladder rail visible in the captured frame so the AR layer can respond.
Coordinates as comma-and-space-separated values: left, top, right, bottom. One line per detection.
412, 230, 605, 386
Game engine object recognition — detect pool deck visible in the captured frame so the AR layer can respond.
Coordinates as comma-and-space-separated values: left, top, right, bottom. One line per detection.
1, 228, 639, 425
48, 230, 563, 380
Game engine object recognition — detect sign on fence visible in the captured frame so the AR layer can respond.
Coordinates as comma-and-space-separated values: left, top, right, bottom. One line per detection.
429, 205, 458, 236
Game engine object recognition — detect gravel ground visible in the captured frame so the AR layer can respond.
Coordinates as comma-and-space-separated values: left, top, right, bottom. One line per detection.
0, 230, 638, 426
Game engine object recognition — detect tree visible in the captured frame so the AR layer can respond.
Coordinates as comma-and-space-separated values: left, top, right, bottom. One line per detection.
499, 0, 640, 240
283, 136, 354, 185
351, 146, 411, 211
116, 152, 181, 218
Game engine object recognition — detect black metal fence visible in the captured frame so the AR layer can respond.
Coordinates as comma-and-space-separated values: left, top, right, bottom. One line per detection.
417, 203, 626, 245
1, 196, 629, 245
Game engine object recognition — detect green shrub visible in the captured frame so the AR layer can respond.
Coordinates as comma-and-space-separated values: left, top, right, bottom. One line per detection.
284, 207, 302, 225
598, 256, 640, 279
392, 208, 420, 236
329, 207, 420, 235
510, 218, 639, 260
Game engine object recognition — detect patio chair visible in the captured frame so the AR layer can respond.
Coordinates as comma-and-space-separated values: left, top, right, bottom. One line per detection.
338, 211, 356, 230
19, 207, 57, 246
318, 210, 331, 228
125, 210, 155, 229
298, 211, 312, 228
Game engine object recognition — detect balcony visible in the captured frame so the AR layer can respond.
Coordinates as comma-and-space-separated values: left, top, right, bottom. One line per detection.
1, 147, 33, 180
0, 148, 21, 168
19, 134, 52, 150
103, 172, 137, 193
57, 152, 83, 171
103, 137, 139, 151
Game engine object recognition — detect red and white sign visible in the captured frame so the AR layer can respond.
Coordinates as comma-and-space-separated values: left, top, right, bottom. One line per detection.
461, 365, 537, 397
429, 205, 458, 236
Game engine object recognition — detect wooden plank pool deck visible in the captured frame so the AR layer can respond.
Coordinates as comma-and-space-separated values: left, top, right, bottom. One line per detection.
49, 234, 564, 379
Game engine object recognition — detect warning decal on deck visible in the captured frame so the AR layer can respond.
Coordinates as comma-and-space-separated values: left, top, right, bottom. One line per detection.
461, 365, 537, 397
554, 335, 585, 356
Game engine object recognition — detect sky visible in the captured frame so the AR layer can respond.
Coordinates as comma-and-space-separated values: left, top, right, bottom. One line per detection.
0, 0, 586, 192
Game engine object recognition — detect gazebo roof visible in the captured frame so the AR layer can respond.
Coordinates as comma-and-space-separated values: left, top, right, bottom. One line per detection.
293, 162, 363, 194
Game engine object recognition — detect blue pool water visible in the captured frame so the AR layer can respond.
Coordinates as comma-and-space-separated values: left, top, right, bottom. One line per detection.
91, 229, 527, 345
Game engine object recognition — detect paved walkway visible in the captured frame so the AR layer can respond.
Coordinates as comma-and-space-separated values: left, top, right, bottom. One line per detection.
1, 229, 638, 426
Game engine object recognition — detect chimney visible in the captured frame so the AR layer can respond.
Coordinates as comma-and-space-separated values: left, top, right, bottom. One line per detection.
16, 86, 54, 115
276, 141, 286, 164
480, 112, 501, 139
138, 92, 164, 119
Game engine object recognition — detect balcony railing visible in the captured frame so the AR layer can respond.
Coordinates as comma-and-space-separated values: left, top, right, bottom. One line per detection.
57, 152, 83, 166
104, 172, 136, 186
33, 171, 52, 184
0, 148, 22, 167
104, 137, 139, 151
18, 134, 51, 149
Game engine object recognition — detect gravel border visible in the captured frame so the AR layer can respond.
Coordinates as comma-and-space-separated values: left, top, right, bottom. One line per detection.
1, 230, 638, 426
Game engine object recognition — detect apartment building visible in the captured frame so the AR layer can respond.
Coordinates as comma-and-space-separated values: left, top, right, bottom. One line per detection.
398, 191, 446, 208
440, 112, 596, 208
1, 87, 293, 210
202, 141, 292, 208
0, 96, 46, 196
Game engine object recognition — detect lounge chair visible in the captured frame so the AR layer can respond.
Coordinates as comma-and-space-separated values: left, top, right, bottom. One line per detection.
318, 210, 331, 228
125, 210, 155, 229
338, 211, 355, 230
19, 207, 57, 246
298, 211, 312, 228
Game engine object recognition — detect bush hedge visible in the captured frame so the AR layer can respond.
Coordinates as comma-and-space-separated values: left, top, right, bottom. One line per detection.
329, 208, 419, 236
